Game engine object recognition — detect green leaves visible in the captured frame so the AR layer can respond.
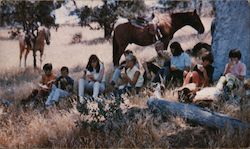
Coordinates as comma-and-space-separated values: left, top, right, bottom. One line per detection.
0, 0, 58, 28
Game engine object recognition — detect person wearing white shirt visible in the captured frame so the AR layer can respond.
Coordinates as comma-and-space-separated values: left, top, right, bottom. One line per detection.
110, 50, 140, 86
78, 55, 105, 102
114, 55, 144, 97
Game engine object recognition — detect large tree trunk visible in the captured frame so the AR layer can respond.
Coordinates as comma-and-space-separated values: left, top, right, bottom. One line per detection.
212, 0, 250, 80
147, 98, 249, 130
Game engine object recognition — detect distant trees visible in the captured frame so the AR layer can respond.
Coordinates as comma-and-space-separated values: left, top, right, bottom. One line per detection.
0, 0, 62, 29
158, 0, 215, 16
77, 0, 147, 39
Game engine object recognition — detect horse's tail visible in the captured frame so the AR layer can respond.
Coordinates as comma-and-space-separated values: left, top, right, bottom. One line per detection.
112, 30, 119, 66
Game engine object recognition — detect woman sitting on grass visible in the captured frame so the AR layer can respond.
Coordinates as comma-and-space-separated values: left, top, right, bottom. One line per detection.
114, 55, 144, 97
78, 55, 105, 103
183, 52, 214, 88
166, 42, 191, 86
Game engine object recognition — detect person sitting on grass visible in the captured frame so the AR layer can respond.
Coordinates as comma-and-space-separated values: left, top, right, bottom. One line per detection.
110, 50, 139, 86
183, 52, 214, 88
21, 63, 56, 106
38, 63, 57, 94
217, 49, 246, 100
114, 55, 144, 97
167, 42, 191, 86
143, 41, 171, 84
45, 66, 74, 107
78, 55, 105, 103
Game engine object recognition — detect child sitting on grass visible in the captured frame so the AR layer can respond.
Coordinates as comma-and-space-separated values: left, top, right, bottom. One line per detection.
217, 49, 246, 100
45, 66, 74, 107
21, 63, 56, 106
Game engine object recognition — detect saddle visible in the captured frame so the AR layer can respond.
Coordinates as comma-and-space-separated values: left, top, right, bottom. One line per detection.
129, 13, 163, 40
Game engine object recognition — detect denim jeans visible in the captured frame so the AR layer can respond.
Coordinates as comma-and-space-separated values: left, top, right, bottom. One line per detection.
111, 68, 122, 84
78, 79, 105, 98
153, 67, 169, 83
45, 85, 70, 107
144, 62, 170, 83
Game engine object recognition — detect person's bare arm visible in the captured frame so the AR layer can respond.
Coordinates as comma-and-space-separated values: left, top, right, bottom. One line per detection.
223, 63, 233, 75
202, 69, 209, 86
123, 71, 140, 86
143, 62, 149, 74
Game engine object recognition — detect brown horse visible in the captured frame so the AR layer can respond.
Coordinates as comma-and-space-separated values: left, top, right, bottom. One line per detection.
19, 27, 51, 67
113, 10, 205, 66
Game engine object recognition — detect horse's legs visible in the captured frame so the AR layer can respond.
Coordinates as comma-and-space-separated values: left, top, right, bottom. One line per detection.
40, 50, 43, 68
24, 49, 30, 67
117, 44, 128, 66
19, 42, 26, 67
162, 38, 170, 50
19, 48, 24, 67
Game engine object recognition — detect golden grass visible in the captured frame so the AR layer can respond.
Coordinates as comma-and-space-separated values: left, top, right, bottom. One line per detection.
0, 66, 249, 148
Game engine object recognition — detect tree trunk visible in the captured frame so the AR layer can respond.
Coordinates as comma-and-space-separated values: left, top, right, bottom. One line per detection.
212, 0, 250, 80
33, 48, 37, 68
147, 98, 250, 130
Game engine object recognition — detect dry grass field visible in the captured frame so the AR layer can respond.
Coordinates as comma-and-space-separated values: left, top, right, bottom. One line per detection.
0, 17, 249, 148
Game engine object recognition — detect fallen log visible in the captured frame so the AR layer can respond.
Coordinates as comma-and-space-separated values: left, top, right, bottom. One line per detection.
147, 98, 250, 130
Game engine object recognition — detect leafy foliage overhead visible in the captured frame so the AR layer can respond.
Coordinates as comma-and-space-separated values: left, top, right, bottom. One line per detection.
0, 0, 63, 28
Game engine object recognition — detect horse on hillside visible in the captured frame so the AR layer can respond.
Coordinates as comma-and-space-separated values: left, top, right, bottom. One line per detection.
113, 10, 205, 66
19, 27, 51, 67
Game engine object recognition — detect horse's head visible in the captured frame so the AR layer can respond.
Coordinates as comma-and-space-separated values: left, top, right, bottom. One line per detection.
187, 10, 205, 34
44, 28, 51, 45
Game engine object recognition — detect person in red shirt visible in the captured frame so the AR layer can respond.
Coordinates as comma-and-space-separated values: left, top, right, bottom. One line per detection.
183, 53, 214, 88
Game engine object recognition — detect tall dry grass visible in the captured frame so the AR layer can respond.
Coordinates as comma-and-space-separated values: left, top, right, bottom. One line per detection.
0, 67, 249, 148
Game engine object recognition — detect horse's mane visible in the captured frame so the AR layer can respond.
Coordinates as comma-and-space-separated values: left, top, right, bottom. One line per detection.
154, 12, 172, 31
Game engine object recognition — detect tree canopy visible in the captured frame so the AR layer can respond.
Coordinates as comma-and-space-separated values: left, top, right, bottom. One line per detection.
0, 0, 62, 29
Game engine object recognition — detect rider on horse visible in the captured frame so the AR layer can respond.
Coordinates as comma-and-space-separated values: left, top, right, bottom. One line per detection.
24, 19, 39, 50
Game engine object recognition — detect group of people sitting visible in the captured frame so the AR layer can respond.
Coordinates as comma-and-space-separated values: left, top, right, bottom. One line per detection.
26, 40, 247, 107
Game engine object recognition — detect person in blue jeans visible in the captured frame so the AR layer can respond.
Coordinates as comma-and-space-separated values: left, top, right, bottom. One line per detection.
114, 55, 144, 97
78, 55, 106, 102
45, 66, 74, 107
110, 50, 139, 86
